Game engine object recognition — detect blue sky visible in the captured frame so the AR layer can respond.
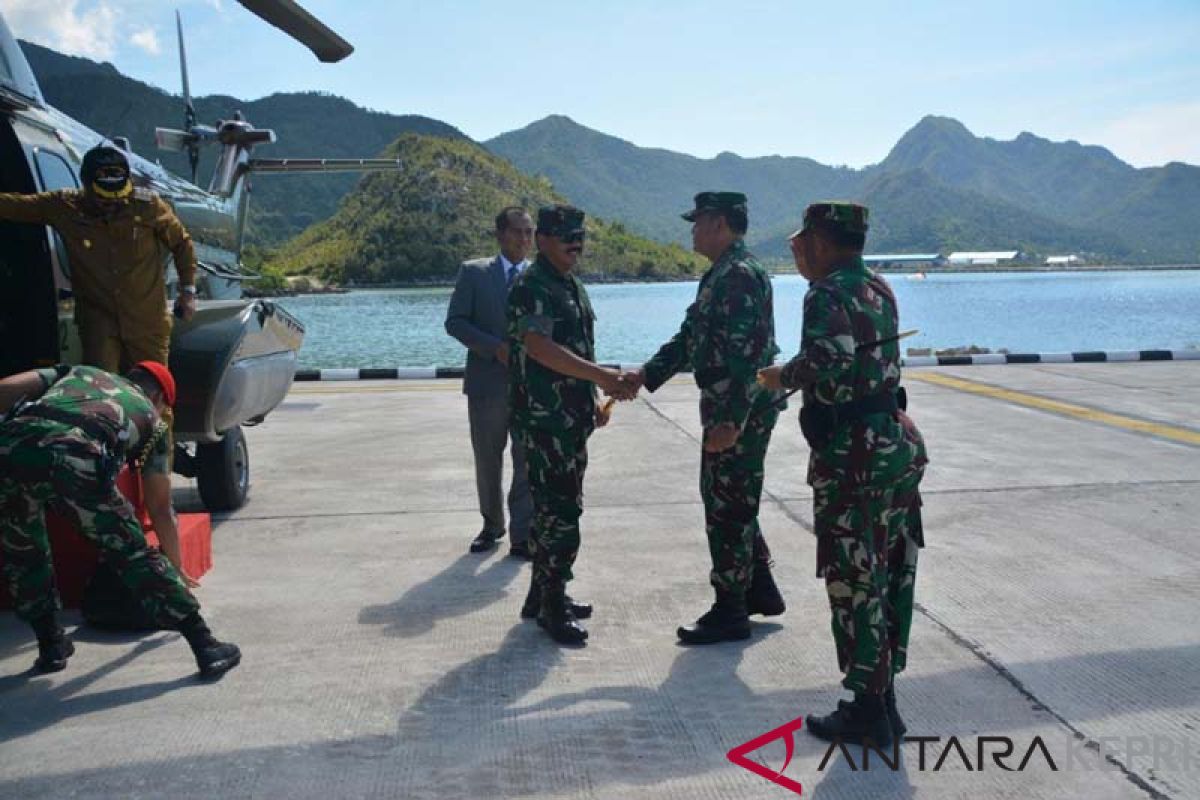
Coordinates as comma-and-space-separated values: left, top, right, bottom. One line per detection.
5, 0, 1198, 167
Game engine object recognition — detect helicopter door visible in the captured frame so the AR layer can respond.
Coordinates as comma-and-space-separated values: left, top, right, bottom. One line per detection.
0, 123, 56, 375
31, 148, 84, 365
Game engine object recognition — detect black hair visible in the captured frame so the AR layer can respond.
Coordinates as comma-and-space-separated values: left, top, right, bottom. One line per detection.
125, 367, 163, 404
723, 208, 749, 235
831, 230, 866, 250
495, 206, 530, 233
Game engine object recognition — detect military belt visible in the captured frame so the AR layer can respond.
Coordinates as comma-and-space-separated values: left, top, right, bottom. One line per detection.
800, 387, 907, 451
693, 366, 730, 390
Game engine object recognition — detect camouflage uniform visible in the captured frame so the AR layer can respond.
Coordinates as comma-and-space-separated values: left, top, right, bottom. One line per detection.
0, 366, 199, 626
508, 249, 597, 593
780, 203, 927, 695
643, 196, 784, 595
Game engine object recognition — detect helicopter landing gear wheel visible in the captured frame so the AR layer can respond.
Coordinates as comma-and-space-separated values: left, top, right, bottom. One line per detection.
196, 426, 249, 511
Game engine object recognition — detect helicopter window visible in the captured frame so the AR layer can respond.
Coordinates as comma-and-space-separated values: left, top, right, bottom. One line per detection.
33, 149, 79, 285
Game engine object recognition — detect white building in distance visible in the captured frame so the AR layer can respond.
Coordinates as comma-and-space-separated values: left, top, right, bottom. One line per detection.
1045, 255, 1082, 265
947, 250, 1020, 266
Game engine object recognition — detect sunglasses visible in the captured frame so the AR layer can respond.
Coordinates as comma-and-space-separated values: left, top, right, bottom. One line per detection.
560, 231, 586, 244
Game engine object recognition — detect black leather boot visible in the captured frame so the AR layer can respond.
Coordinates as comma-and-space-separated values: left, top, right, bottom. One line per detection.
521, 579, 593, 620
885, 682, 906, 737
179, 613, 242, 678
746, 534, 785, 616
806, 693, 893, 746
31, 614, 74, 674
536, 588, 588, 645
677, 589, 751, 644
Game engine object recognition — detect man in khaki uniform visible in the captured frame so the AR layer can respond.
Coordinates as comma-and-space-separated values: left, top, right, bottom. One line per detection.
0, 144, 197, 372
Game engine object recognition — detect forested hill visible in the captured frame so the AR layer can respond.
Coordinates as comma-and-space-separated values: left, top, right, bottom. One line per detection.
266, 134, 705, 283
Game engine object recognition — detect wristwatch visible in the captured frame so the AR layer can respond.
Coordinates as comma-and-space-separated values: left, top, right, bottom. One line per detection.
180, 285, 197, 296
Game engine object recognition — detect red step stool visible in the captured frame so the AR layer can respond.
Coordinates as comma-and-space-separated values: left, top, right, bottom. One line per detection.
0, 468, 211, 610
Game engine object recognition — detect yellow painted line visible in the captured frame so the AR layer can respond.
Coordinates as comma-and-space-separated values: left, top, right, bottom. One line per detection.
909, 371, 1200, 447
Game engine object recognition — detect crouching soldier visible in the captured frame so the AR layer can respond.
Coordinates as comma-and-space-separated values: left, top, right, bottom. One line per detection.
0, 362, 240, 677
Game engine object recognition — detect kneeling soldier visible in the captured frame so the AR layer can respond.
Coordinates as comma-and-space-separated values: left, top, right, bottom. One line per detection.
0, 363, 240, 677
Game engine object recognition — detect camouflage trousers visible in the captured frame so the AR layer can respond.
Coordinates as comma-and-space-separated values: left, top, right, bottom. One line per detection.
813, 467, 924, 694
700, 407, 778, 594
516, 427, 590, 590
0, 423, 199, 627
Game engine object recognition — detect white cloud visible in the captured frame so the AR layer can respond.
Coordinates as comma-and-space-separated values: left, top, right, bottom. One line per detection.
130, 25, 160, 56
1, 0, 119, 60
1091, 102, 1200, 168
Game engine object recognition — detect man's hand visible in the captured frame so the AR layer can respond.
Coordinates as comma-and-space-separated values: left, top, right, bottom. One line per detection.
703, 422, 741, 453
495, 342, 510, 365
597, 368, 636, 400
619, 368, 646, 398
173, 291, 197, 321
757, 365, 785, 392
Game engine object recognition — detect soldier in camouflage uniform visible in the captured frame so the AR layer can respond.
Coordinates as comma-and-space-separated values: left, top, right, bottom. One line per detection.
0, 362, 240, 677
624, 192, 788, 645
759, 202, 928, 746
507, 205, 632, 646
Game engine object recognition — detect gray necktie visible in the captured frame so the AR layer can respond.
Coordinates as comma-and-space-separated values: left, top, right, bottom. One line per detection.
506, 265, 517, 289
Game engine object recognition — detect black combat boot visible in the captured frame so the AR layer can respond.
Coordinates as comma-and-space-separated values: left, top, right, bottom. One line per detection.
521, 577, 593, 620
676, 589, 751, 645
806, 693, 893, 746
885, 681, 907, 738
746, 534, 785, 617
536, 587, 588, 646
178, 613, 242, 678
31, 614, 75, 674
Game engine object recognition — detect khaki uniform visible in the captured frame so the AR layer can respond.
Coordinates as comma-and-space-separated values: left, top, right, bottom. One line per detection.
0, 188, 197, 372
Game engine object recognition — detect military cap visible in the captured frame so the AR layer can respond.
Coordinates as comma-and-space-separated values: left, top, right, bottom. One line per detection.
536, 204, 586, 237
680, 191, 747, 222
789, 201, 869, 239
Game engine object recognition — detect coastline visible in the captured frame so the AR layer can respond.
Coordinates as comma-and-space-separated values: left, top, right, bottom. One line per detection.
256, 262, 1200, 295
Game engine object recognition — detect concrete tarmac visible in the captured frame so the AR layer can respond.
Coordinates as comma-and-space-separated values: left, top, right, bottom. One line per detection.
1, 362, 1197, 799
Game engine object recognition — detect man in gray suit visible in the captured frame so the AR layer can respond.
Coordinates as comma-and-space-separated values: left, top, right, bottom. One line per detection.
445, 207, 535, 556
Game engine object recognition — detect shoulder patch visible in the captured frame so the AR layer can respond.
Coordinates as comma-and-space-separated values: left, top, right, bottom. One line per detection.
132, 187, 157, 203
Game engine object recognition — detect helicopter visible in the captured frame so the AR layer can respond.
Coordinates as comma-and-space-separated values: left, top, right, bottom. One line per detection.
0, 1, 401, 510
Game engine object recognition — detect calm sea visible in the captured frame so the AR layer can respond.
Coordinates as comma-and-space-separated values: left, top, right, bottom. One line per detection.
275, 270, 1200, 369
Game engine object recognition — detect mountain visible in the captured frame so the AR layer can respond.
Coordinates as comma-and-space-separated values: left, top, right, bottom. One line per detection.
20, 40, 468, 246
489, 115, 1200, 263
266, 134, 705, 283
487, 115, 860, 248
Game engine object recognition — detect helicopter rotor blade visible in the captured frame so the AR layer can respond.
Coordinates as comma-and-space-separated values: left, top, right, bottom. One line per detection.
245, 157, 402, 174
236, 0, 354, 63
176, 11, 200, 182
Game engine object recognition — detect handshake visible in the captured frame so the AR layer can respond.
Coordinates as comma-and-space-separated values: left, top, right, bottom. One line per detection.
598, 367, 645, 402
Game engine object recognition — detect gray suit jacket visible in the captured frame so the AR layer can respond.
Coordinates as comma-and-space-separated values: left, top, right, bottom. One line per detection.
445, 256, 512, 396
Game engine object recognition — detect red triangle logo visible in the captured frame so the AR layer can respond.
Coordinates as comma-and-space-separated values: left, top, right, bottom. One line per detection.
727, 716, 806, 795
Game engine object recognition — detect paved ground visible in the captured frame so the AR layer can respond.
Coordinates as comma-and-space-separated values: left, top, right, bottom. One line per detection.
1, 362, 1198, 799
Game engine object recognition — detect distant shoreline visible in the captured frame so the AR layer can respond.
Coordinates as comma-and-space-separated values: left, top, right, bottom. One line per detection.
259, 263, 1200, 295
